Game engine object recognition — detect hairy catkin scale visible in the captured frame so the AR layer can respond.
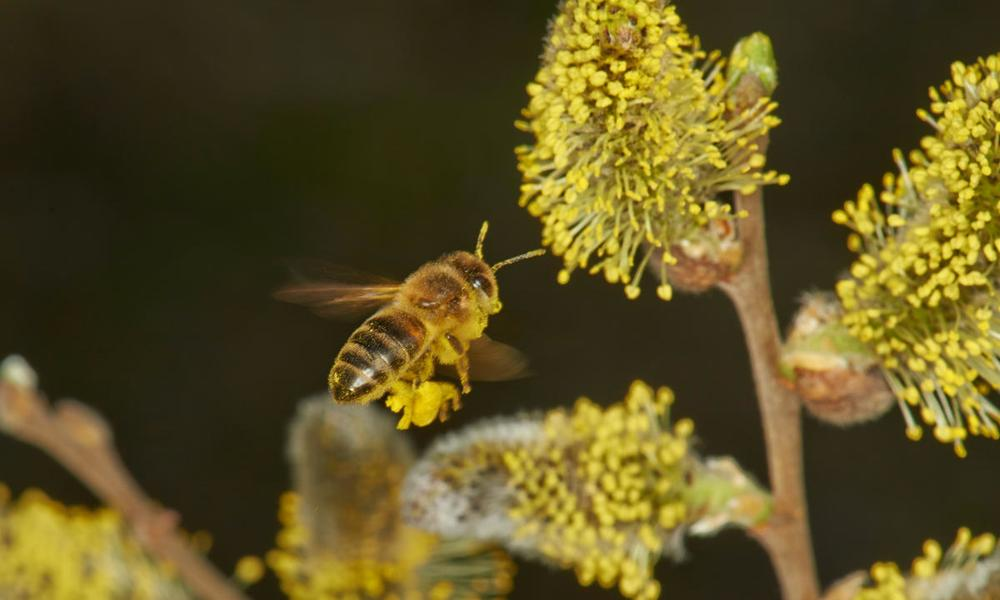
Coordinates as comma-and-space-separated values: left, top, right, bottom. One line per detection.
270, 398, 515, 600
781, 293, 894, 426
287, 397, 414, 561
650, 221, 744, 294
793, 368, 894, 426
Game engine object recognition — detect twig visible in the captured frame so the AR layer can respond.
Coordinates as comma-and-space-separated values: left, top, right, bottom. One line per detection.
0, 359, 249, 600
719, 184, 819, 599
716, 77, 820, 599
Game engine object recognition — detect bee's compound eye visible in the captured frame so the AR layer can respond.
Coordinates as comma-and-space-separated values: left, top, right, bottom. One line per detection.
470, 273, 497, 299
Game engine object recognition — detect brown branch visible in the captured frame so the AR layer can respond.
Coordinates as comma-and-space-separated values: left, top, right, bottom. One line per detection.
0, 359, 249, 600
718, 183, 819, 599
714, 75, 820, 600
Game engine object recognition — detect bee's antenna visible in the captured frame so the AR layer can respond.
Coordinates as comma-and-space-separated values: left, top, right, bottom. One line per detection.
475, 221, 489, 259
492, 249, 546, 272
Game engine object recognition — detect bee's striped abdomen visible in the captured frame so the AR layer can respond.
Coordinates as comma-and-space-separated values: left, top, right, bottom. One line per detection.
329, 307, 428, 404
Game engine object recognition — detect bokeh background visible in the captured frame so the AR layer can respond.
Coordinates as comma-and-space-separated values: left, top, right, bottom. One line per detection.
2, 0, 1000, 598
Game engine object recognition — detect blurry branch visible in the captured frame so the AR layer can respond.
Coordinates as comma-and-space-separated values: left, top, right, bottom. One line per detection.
0, 356, 249, 600
716, 72, 820, 600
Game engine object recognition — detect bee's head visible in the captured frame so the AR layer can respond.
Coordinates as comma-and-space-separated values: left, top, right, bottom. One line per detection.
445, 251, 500, 314
448, 221, 545, 315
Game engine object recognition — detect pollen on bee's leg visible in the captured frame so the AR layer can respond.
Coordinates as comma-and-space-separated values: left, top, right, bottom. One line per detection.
385, 377, 464, 428
410, 380, 461, 427
385, 381, 417, 429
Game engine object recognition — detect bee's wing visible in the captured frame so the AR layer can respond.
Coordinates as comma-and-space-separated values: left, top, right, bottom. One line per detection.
275, 263, 401, 319
463, 335, 531, 381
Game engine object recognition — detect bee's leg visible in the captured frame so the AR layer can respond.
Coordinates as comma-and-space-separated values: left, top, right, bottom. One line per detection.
387, 357, 427, 430
385, 380, 417, 429
425, 380, 461, 423
412, 352, 435, 382
447, 383, 462, 418
407, 380, 459, 426
445, 333, 471, 394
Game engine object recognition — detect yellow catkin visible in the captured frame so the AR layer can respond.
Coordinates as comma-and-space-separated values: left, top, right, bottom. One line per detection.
234, 556, 266, 586
0, 486, 190, 599
405, 381, 694, 600
833, 53, 1000, 455
516, 0, 785, 299
854, 528, 999, 600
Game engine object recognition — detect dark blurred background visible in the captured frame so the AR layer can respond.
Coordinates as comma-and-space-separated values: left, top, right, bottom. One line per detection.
2, 1, 999, 598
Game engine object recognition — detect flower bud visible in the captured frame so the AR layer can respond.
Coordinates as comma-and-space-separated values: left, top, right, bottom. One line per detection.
0, 355, 44, 433
685, 457, 771, 536
0, 355, 37, 390
654, 219, 743, 293
726, 32, 778, 96
782, 293, 893, 426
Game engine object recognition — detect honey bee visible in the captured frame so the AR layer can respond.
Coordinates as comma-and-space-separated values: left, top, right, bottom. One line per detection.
277, 222, 544, 429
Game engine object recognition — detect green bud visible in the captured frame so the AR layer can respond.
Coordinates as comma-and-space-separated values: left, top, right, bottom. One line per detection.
782, 293, 894, 427
780, 292, 878, 377
727, 32, 778, 95
684, 457, 772, 536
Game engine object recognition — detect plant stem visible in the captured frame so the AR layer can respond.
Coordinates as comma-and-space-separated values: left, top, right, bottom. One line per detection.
0, 378, 249, 600
718, 185, 819, 600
